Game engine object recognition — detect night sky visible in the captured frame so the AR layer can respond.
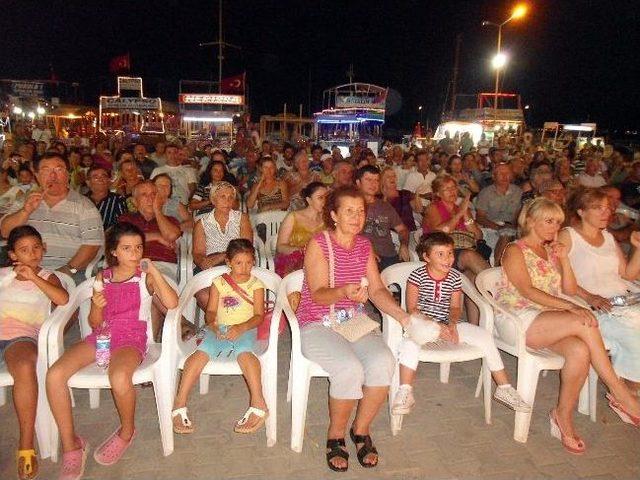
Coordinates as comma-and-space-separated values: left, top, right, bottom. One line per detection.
2, 0, 638, 132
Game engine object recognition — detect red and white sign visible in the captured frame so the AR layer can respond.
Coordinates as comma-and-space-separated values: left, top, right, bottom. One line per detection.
179, 93, 244, 105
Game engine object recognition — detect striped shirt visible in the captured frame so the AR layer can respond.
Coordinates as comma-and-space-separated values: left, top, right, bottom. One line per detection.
88, 191, 127, 230
2, 190, 104, 270
297, 232, 371, 328
408, 265, 462, 323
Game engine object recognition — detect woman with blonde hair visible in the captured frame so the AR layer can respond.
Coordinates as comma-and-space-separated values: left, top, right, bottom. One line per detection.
498, 197, 640, 454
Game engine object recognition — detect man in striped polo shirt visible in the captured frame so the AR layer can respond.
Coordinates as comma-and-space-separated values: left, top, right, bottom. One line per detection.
85, 165, 127, 230
0, 152, 104, 283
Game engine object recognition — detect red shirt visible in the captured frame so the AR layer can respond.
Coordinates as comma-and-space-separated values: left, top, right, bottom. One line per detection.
119, 213, 179, 264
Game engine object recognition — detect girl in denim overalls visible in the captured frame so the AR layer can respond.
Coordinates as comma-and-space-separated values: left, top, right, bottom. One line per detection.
47, 222, 178, 480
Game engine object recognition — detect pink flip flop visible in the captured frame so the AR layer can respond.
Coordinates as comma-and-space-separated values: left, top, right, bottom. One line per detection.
93, 428, 136, 466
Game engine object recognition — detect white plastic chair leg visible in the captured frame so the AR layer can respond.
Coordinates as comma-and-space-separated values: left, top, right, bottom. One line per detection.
153, 375, 175, 456
286, 357, 293, 403
388, 362, 403, 436
482, 362, 492, 425
475, 369, 483, 398
578, 367, 597, 422
199, 374, 210, 395
261, 361, 277, 447
89, 388, 100, 409
439, 362, 451, 383
0, 385, 6, 406
290, 364, 311, 453
514, 358, 540, 443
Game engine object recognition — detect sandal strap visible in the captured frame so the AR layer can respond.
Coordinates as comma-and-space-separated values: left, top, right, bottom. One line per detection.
172, 407, 192, 427
236, 406, 267, 426
326, 438, 346, 449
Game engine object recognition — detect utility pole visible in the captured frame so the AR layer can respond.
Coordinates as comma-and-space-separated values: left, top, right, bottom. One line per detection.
346, 64, 355, 83
450, 33, 462, 112
199, 0, 241, 93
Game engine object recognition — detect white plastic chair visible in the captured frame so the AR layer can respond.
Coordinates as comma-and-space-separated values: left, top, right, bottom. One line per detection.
475, 267, 596, 443
279, 270, 331, 453
161, 266, 282, 452
47, 275, 179, 460
177, 232, 193, 291
84, 245, 105, 280
251, 210, 288, 271
380, 262, 493, 436
0, 271, 75, 460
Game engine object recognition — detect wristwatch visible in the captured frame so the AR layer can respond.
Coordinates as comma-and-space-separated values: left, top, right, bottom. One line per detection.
66, 265, 78, 274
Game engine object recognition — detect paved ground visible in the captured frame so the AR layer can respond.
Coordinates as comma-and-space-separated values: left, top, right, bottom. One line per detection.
1, 334, 639, 479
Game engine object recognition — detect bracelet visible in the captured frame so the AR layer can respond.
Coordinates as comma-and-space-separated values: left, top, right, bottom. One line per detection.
464, 218, 474, 226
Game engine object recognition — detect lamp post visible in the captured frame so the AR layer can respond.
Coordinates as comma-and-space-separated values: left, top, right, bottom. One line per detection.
482, 4, 527, 113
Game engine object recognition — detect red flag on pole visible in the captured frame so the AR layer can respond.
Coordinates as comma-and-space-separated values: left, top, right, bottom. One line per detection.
109, 53, 131, 74
220, 72, 245, 94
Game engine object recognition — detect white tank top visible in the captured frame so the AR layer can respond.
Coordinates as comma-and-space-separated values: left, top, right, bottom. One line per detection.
566, 227, 628, 297
201, 209, 242, 255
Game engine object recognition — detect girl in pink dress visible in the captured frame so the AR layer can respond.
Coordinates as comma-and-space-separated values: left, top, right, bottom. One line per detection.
47, 222, 178, 480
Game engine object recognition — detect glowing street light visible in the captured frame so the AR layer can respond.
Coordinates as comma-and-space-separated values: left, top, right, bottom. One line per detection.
482, 4, 529, 111
12, 106, 22, 115
492, 53, 508, 70
36, 106, 46, 115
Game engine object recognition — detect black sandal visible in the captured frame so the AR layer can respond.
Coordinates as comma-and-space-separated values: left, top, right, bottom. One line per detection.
349, 428, 378, 468
326, 438, 349, 472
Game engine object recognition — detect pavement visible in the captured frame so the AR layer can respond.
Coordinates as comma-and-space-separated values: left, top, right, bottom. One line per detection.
1, 334, 639, 480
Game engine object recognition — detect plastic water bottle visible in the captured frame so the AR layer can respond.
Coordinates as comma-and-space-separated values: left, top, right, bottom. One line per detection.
93, 279, 110, 368
95, 327, 111, 369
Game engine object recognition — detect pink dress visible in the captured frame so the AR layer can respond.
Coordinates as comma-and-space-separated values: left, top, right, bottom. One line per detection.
297, 232, 371, 328
85, 268, 153, 359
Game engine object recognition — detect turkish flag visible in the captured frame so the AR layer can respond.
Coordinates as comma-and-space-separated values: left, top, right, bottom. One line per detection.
220, 72, 245, 94
109, 53, 131, 74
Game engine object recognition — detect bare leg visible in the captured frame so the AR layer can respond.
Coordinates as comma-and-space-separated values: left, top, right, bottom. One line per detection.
195, 288, 209, 312
236, 352, 267, 429
527, 311, 640, 417
493, 235, 511, 266
399, 364, 417, 386
151, 295, 167, 343
549, 336, 591, 439
327, 397, 356, 469
173, 351, 210, 409
4, 342, 38, 451
491, 369, 510, 385
46, 342, 96, 453
458, 250, 489, 326
107, 347, 142, 441
352, 386, 388, 466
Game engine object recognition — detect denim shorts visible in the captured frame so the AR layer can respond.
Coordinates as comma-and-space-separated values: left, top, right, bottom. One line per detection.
0, 336, 37, 363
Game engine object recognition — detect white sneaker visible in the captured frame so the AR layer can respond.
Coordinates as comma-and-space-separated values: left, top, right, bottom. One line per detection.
392, 385, 416, 415
493, 385, 532, 413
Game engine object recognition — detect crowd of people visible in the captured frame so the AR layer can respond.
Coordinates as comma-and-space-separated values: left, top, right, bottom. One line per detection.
1, 128, 640, 478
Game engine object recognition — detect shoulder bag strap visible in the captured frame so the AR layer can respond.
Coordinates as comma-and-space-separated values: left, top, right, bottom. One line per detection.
322, 231, 336, 318
222, 273, 254, 306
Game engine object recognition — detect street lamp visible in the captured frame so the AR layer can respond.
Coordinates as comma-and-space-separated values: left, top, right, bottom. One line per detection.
418, 105, 423, 124
482, 4, 528, 111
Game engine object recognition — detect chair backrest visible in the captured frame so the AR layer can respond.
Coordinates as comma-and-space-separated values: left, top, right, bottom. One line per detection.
276, 270, 304, 354
381, 261, 494, 330
475, 267, 522, 353
251, 210, 288, 239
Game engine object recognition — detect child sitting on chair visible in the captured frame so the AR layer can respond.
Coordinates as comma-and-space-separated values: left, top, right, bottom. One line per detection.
172, 238, 269, 435
0, 225, 69, 480
392, 232, 531, 416
47, 222, 178, 480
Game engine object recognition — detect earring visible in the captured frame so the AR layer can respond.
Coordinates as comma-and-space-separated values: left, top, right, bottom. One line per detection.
334, 221, 338, 227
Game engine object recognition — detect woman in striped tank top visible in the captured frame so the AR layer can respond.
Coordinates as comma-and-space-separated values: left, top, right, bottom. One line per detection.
297, 186, 410, 472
